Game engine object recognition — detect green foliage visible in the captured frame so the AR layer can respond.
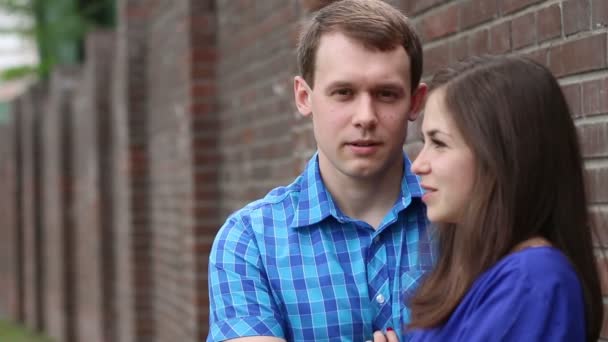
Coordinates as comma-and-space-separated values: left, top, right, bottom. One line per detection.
0, 64, 38, 80
0, 0, 33, 16
0, 320, 54, 342
0, 0, 115, 81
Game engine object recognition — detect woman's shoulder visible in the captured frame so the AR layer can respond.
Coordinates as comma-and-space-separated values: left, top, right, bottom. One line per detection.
475, 246, 582, 298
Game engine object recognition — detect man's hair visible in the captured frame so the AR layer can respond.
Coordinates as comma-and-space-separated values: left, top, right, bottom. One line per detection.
407, 55, 603, 341
296, 0, 423, 92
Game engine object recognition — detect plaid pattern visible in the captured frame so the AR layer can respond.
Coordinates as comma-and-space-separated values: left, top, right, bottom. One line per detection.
208, 153, 434, 342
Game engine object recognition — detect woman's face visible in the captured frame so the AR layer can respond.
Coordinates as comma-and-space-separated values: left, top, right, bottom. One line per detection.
411, 89, 476, 224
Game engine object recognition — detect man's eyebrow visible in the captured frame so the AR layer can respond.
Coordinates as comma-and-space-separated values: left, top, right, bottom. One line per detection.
325, 81, 353, 88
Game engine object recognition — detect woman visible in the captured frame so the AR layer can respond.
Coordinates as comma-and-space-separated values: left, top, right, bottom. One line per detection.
375, 55, 603, 341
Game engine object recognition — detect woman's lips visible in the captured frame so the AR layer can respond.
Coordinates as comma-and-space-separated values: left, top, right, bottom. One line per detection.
420, 185, 437, 203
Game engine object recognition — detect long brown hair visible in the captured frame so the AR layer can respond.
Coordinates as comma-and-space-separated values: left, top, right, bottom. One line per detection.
408, 55, 603, 341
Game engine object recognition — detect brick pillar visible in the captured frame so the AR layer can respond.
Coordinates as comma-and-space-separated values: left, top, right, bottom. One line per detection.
0, 108, 18, 320
41, 66, 80, 342
18, 84, 47, 332
12, 97, 25, 323
112, 0, 153, 341
189, 1, 218, 338
146, 0, 218, 340
61, 69, 78, 342
71, 31, 116, 342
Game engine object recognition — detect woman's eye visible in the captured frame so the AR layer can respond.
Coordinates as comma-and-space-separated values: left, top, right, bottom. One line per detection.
431, 139, 446, 148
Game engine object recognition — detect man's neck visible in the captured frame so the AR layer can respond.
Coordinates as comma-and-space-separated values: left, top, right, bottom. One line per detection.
319, 159, 404, 230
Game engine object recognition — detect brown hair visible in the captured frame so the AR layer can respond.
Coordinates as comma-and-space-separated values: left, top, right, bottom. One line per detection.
296, 0, 423, 91
408, 55, 603, 341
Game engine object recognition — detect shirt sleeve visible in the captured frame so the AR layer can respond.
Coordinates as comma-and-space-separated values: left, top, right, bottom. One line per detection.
456, 266, 585, 341
207, 215, 285, 341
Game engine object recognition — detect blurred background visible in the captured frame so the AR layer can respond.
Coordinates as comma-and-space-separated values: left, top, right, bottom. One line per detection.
0, 0, 606, 341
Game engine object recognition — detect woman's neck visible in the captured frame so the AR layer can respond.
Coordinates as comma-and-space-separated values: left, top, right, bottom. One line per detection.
511, 236, 553, 253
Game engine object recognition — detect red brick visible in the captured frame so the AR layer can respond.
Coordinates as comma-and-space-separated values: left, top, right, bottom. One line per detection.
299, 0, 335, 12
582, 77, 608, 116
585, 166, 608, 203
592, 0, 608, 28
191, 48, 217, 64
420, 3, 461, 42
425, 42, 451, 76
537, 4, 561, 42
469, 29, 490, 55
549, 33, 608, 77
461, 0, 498, 29
490, 21, 511, 54
561, 83, 582, 117
403, 0, 450, 15
597, 256, 608, 295
522, 47, 549, 67
590, 207, 608, 247
450, 36, 469, 63
602, 303, 608, 339
191, 83, 216, 98
563, 0, 591, 35
512, 12, 536, 49
500, 0, 544, 15
578, 122, 608, 158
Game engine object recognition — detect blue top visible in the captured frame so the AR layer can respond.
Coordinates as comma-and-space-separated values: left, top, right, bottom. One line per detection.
408, 247, 586, 341
207, 153, 434, 342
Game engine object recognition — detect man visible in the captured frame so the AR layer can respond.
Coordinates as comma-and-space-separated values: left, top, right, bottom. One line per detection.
208, 1, 432, 341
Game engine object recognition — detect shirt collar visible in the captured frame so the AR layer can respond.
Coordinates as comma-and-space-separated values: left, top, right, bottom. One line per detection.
290, 152, 423, 229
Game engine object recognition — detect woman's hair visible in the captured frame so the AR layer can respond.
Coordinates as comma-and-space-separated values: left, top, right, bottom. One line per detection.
408, 55, 603, 340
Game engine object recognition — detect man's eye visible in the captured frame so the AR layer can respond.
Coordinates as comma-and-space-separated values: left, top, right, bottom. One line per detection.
334, 89, 352, 96
377, 90, 398, 100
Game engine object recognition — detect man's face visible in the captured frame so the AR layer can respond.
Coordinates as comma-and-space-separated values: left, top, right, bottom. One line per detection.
295, 31, 425, 182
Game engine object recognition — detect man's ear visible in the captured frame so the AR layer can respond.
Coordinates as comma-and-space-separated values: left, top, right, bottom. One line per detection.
407, 83, 428, 122
294, 76, 313, 117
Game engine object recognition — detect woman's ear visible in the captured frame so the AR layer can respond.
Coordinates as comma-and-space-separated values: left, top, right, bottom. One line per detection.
294, 76, 313, 117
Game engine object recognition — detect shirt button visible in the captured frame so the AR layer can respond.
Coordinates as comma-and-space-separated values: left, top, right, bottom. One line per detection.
376, 294, 385, 304
374, 236, 380, 243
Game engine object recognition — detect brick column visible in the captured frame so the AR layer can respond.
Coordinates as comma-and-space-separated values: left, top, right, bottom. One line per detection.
0, 107, 18, 320
112, 0, 154, 341
18, 84, 47, 332
41, 66, 79, 342
70, 31, 116, 342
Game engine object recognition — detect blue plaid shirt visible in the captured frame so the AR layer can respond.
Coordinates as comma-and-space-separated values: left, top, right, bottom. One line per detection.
208, 153, 433, 342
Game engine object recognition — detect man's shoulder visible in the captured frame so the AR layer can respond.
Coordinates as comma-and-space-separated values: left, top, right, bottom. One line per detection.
224, 176, 305, 229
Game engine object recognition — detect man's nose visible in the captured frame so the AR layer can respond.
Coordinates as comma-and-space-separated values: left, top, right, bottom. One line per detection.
352, 95, 378, 128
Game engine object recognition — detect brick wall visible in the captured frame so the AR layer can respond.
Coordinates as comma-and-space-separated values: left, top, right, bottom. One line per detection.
0, 1, 606, 341
401, 0, 608, 338
145, 0, 218, 339
188, 0, 219, 338
18, 84, 46, 332
216, 1, 304, 218
11, 97, 25, 324
41, 67, 79, 342
70, 31, 116, 342
111, 0, 153, 341
0, 112, 17, 320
